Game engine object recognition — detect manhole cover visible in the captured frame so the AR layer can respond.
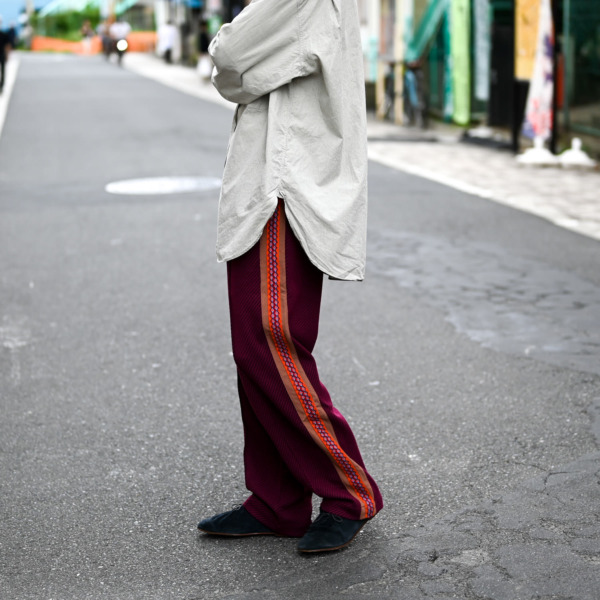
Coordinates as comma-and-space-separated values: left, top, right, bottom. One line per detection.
105, 176, 221, 195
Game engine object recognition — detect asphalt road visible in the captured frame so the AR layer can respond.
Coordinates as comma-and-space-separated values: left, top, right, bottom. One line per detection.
1, 54, 599, 599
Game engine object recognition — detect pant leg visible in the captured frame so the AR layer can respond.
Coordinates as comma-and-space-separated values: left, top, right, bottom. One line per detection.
237, 375, 313, 537
227, 200, 383, 526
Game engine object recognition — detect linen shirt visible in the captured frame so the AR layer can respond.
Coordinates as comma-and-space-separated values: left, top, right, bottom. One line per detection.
209, 0, 368, 281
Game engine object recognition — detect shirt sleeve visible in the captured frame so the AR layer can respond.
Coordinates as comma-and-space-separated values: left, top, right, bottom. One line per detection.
208, 0, 321, 104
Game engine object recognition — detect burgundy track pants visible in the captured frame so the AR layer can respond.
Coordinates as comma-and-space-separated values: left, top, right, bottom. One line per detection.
226, 201, 383, 537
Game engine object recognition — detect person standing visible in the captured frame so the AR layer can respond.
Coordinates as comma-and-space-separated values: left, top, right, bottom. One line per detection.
108, 17, 131, 65
157, 20, 178, 64
97, 19, 111, 58
81, 19, 94, 54
196, 20, 212, 81
0, 17, 12, 95
196, 0, 383, 553
109, 17, 131, 46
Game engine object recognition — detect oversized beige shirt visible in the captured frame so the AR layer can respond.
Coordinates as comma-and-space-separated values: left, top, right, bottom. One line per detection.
209, 0, 368, 281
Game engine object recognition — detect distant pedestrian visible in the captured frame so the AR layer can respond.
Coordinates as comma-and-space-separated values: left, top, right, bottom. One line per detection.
197, 0, 383, 554
81, 19, 94, 54
108, 17, 131, 65
196, 20, 211, 81
0, 17, 11, 95
198, 19, 210, 55
97, 19, 111, 58
109, 17, 131, 46
157, 20, 178, 64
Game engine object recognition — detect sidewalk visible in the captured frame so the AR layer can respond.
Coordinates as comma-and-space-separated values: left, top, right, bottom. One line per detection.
124, 51, 600, 243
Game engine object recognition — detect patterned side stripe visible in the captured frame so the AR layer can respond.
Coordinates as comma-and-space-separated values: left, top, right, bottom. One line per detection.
264, 205, 376, 519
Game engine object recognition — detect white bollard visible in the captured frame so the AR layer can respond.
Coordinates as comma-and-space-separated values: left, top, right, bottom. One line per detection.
559, 138, 597, 169
516, 136, 559, 166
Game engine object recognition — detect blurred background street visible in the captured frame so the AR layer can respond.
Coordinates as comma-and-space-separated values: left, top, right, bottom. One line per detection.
1, 0, 600, 598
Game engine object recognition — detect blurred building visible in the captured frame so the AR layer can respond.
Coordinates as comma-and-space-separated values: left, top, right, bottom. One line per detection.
368, 0, 600, 155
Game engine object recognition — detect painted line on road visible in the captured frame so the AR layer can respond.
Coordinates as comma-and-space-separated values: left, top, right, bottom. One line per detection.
0, 55, 20, 141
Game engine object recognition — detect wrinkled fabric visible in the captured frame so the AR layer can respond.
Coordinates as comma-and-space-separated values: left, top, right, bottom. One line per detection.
209, 0, 368, 281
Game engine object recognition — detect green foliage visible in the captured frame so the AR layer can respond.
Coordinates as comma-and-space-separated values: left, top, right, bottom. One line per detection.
31, 3, 102, 41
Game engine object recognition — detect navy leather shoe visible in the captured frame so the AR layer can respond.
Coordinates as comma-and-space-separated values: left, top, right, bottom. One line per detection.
197, 505, 277, 537
297, 511, 369, 553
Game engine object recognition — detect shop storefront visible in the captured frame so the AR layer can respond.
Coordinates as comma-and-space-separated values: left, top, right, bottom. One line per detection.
375, 0, 599, 155
562, 0, 600, 139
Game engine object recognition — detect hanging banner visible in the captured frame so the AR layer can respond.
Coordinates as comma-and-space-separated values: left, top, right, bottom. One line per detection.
515, 0, 540, 81
450, 0, 471, 125
442, 7, 453, 121
207, 0, 222, 11
473, 0, 490, 101
522, 0, 554, 140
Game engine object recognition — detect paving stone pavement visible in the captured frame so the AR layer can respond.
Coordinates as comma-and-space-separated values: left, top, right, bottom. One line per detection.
367, 120, 600, 244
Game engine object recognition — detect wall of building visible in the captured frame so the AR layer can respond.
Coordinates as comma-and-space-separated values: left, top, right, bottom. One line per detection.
371, 0, 599, 157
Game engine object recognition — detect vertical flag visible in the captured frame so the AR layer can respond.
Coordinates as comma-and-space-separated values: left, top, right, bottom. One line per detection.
443, 7, 454, 121
515, 0, 541, 82
474, 0, 491, 102
450, 0, 471, 125
522, 0, 554, 140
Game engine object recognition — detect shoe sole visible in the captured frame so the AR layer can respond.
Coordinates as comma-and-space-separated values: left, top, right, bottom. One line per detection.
198, 528, 281, 537
297, 521, 367, 553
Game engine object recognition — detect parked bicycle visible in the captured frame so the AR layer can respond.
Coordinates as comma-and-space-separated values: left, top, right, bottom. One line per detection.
403, 60, 429, 129
379, 62, 396, 122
